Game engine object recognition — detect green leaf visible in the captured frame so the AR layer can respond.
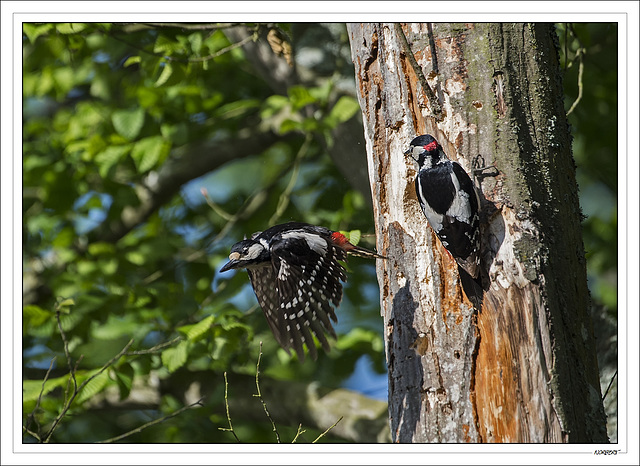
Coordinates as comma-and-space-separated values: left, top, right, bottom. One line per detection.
161, 340, 189, 373
114, 363, 135, 400
130, 135, 167, 172
325, 96, 360, 128
343, 229, 361, 246
88, 242, 116, 256
154, 62, 173, 88
55, 297, 75, 313
76, 370, 111, 405
179, 315, 214, 342
55, 23, 87, 34
112, 108, 145, 141
23, 375, 69, 403
23, 305, 53, 329
188, 32, 203, 54
125, 250, 146, 266
288, 85, 316, 110
23, 23, 54, 43
94, 145, 130, 177
123, 56, 142, 67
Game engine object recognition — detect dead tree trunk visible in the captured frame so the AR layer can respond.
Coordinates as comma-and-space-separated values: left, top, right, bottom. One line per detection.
347, 22, 608, 443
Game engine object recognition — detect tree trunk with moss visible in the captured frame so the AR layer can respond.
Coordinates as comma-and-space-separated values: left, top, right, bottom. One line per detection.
347, 22, 608, 443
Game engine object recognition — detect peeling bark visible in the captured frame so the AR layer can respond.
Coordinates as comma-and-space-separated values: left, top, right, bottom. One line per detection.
347, 23, 607, 443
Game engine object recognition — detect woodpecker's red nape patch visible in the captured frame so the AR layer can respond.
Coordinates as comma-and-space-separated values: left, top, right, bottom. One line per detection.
424, 141, 438, 152
330, 231, 350, 248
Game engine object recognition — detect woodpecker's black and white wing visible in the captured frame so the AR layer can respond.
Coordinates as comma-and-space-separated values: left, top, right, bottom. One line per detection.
266, 229, 347, 361
245, 266, 286, 347
416, 160, 480, 278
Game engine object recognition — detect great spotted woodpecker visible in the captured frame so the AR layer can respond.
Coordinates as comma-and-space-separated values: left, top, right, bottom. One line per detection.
220, 222, 384, 361
405, 134, 481, 279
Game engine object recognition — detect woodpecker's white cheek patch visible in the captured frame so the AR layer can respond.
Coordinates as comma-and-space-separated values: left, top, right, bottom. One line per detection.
245, 243, 264, 260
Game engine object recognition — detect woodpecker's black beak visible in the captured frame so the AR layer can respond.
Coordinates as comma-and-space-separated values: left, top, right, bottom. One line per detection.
404, 146, 418, 162
220, 252, 242, 273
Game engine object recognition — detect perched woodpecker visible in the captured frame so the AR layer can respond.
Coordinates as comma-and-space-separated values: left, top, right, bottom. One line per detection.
220, 222, 384, 361
405, 134, 481, 279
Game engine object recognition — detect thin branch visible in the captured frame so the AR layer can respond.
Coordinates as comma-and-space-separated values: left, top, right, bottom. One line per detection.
97, 398, 204, 444
141, 23, 240, 31
43, 332, 134, 443
312, 416, 343, 444
291, 424, 306, 443
125, 336, 182, 355
218, 372, 241, 442
23, 357, 56, 439
188, 32, 257, 63
253, 341, 280, 443
99, 23, 257, 65
55, 309, 77, 393
565, 47, 585, 116
394, 23, 443, 119
602, 370, 617, 402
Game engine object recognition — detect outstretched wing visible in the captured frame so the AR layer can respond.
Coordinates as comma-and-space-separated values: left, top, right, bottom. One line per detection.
268, 230, 347, 361
246, 266, 286, 347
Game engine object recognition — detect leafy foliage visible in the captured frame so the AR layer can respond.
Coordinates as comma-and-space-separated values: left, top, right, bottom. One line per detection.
23, 23, 382, 444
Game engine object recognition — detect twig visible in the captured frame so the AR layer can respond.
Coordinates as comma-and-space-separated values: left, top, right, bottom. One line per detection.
565, 47, 585, 116
55, 309, 77, 394
292, 424, 306, 443
99, 23, 257, 65
188, 32, 257, 63
253, 341, 281, 443
43, 332, 134, 443
141, 23, 240, 31
312, 416, 343, 443
23, 357, 56, 440
97, 398, 204, 443
394, 23, 443, 119
125, 336, 182, 355
602, 370, 617, 402
218, 372, 241, 442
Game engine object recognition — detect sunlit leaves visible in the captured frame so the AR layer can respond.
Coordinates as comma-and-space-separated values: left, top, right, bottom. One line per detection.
179, 315, 215, 342
161, 340, 190, 373
22, 22, 382, 443
154, 61, 174, 87
112, 108, 145, 141
76, 370, 111, 405
94, 145, 130, 177
23, 305, 53, 332
325, 96, 360, 128
131, 136, 170, 172
23, 375, 69, 404
22, 23, 54, 43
